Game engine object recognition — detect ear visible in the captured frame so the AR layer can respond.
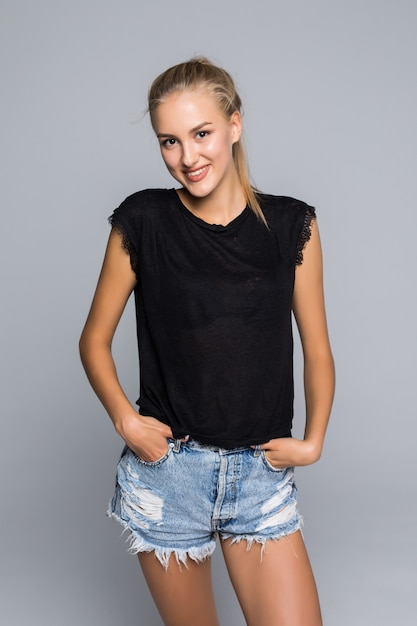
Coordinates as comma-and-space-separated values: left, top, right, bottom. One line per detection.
230, 111, 242, 144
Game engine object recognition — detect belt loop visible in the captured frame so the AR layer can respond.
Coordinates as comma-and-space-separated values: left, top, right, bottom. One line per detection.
173, 438, 182, 453
253, 444, 262, 457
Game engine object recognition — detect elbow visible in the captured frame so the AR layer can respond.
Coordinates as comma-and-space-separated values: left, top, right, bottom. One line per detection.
312, 445, 323, 464
307, 440, 323, 465
305, 349, 335, 379
78, 327, 112, 368
78, 326, 97, 366
78, 330, 89, 367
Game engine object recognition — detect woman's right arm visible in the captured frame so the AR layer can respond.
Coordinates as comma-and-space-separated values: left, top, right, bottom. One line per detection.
79, 228, 174, 461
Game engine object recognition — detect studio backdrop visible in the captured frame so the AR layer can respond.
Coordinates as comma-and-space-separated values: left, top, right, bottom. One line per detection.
1, 1, 416, 624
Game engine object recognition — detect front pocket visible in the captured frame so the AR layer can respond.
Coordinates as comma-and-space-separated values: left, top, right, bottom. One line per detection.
133, 443, 173, 467
261, 450, 287, 474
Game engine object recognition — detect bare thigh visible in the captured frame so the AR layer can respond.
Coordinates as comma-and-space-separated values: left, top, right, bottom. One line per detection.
221, 530, 322, 626
138, 552, 220, 626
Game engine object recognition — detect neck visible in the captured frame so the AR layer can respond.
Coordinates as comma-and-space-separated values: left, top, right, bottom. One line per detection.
178, 180, 246, 226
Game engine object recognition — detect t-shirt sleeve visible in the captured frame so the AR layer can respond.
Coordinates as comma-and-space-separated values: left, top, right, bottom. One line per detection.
295, 204, 316, 266
108, 194, 142, 277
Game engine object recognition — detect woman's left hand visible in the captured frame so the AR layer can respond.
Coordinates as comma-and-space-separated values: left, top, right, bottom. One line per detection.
256, 438, 321, 468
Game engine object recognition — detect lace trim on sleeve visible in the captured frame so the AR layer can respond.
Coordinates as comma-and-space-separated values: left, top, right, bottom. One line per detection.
295, 206, 316, 266
108, 216, 138, 276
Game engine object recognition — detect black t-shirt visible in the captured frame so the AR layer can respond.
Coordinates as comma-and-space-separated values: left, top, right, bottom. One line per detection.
109, 188, 315, 448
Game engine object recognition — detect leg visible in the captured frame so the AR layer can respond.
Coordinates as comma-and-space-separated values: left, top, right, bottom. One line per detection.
138, 552, 220, 626
221, 531, 322, 626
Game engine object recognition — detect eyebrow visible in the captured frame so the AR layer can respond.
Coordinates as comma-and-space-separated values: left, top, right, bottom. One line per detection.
156, 122, 213, 138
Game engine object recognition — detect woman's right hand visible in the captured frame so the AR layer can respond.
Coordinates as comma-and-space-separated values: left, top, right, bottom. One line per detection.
79, 230, 180, 462
115, 412, 174, 462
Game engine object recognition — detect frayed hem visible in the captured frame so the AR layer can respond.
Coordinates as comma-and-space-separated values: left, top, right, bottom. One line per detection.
220, 523, 303, 559
107, 506, 216, 570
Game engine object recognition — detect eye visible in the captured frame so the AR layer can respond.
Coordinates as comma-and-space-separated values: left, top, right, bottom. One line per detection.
196, 130, 210, 139
161, 137, 177, 148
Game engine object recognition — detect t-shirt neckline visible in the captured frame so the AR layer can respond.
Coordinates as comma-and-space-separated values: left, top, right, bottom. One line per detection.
169, 188, 250, 232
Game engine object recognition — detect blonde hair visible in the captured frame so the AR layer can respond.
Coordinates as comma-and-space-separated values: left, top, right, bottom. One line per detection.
148, 57, 267, 226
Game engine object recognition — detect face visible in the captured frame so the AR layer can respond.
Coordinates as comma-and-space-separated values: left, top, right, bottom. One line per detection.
152, 88, 242, 201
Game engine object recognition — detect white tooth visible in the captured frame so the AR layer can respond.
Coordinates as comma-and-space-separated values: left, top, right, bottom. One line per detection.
188, 166, 206, 177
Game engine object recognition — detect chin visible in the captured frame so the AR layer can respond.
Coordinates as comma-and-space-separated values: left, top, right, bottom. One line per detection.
187, 187, 213, 199
183, 178, 218, 198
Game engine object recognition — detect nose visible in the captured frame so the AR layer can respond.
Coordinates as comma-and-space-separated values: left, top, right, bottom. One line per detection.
181, 142, 198, 168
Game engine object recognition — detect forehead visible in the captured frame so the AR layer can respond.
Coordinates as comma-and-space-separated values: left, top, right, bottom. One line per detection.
153, 88, 224, 131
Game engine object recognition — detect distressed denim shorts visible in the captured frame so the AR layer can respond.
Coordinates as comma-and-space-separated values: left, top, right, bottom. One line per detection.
108, 438, 301, 568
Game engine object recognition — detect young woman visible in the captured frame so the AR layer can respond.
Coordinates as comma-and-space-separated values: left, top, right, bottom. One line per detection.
80, 57, 335, 626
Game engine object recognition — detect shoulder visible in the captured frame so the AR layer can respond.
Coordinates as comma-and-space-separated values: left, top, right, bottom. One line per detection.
258, 192, 315, 229
258, 192, 315, 221
109, 188, 174, 227
116, 188, 172, 213
257, 193, 316, 265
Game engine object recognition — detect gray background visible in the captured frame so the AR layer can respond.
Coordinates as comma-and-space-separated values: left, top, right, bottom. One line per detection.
1, 1, 416, 624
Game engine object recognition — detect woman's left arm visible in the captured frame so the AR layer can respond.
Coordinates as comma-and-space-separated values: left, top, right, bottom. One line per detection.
260, 220, 335, 467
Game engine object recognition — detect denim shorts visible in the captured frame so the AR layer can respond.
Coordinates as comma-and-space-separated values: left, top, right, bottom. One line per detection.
108, 438, 301, 568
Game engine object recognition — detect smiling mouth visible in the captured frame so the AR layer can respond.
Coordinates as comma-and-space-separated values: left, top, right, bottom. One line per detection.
184, 165, 209, 181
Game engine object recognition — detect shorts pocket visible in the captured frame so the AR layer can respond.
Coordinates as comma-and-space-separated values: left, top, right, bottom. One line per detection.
132, 442, 173, 467
260, 450, 288, 474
